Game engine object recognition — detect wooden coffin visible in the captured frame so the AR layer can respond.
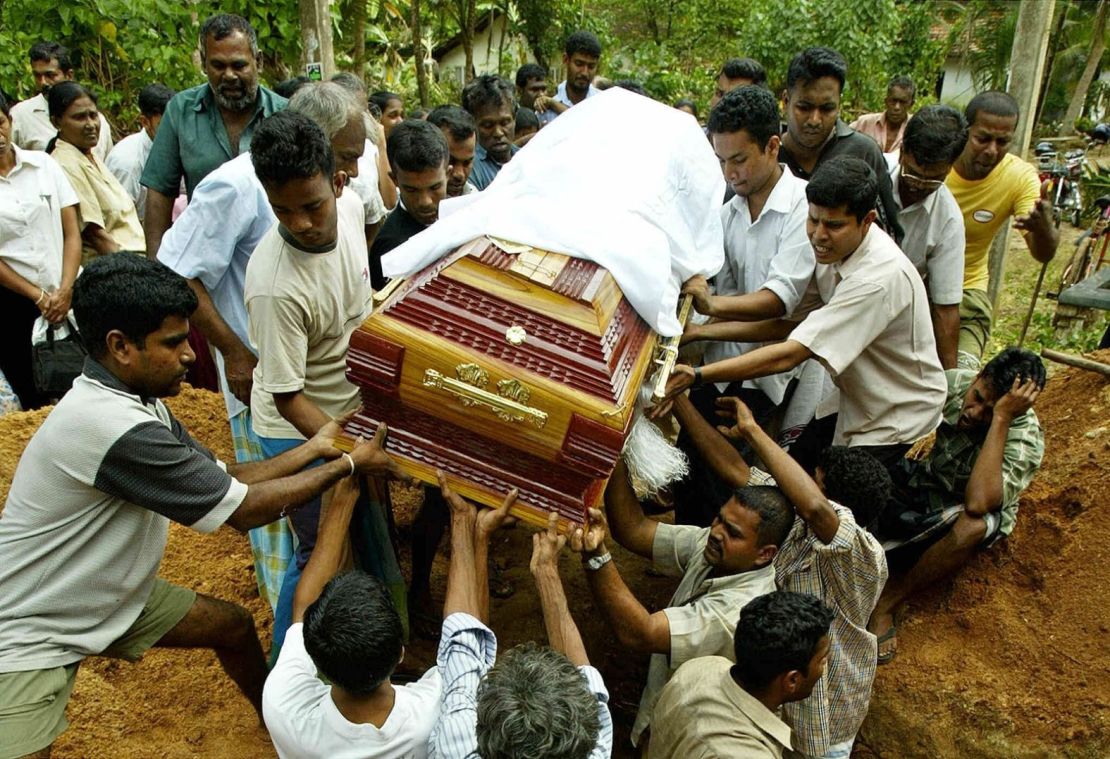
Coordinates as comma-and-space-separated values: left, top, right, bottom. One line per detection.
339, 237, 658, 529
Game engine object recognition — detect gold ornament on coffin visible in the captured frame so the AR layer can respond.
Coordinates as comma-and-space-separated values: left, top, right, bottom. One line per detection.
422, 363, 548, 428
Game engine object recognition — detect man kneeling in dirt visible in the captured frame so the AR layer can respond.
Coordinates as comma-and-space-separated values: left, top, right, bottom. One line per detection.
868, 347, 1046, 663
0, 255, 406, 759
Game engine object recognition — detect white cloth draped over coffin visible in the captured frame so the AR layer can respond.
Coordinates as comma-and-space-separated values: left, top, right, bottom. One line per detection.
381, 88, 726, 337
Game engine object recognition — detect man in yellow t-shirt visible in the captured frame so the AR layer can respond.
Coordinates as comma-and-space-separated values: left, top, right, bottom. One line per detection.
945, 91, 1057, 368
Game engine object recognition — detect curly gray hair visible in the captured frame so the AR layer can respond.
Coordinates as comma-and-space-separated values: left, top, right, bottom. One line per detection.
476, 643, 600, 759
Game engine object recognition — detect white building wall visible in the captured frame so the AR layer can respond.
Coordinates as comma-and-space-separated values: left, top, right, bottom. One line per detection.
437, 15, 535, 87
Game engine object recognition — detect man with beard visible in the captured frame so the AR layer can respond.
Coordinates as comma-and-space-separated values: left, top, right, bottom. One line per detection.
141, 14, 287, 254
851, 76, 915, 154
553, 31, 603, 110
11, 40, 114, 161
462, 75, 517, 190
777, 47, 902, 244
427, 105, 478, 197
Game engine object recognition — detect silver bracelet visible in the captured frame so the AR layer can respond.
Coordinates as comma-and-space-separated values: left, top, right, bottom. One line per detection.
341, 452, 356, 476
584, 551, 612, 571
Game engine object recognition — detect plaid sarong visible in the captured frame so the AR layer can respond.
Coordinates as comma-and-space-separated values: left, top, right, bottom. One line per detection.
230, 409, 293, 614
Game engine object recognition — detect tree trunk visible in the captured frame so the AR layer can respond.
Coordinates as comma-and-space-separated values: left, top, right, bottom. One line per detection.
412, 0, 429, 107
352, 0, 366, 79
462, 0, 477, 81
1060, 0, 1108, 135
1036, 0, 1070, 125
299, 0, 335, 78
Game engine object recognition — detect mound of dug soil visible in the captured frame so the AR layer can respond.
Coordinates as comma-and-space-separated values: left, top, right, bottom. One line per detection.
858, 351, 1110, 758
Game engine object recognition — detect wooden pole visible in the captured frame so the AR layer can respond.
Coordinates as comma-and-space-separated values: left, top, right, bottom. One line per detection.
1042, 348, 1110, 377
987, 0, 1056, 309
299, 0, 335, 79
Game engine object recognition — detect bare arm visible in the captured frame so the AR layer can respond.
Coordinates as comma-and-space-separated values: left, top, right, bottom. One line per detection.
717, 397, 839, 543
375, 124, 397, 209
964, 378, 1040, 515
571, 508, 670, 655
273, 391, 333, 440
682, 276, 787, 322
931, 303, 960, 370
531, 513, 590, 666
603, 459, 658, 559
671, 394, 750, 488
439, 471, 483, 619
185, 278, 256, 405
1014, 188, 1059, 264
662, 340, 812, 404
292, 474, 359, 622
81, 224, 121, 256
143, 188, 176, 256
681, 317, 796, 346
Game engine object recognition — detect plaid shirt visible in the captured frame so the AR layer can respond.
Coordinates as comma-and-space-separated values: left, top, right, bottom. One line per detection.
429, 612, 613, 759
754, 469, 888, 756
907, 369, 1045, 536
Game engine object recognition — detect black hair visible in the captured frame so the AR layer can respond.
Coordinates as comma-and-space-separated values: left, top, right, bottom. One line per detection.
516, 63, 547, 89
707, 85, 780, 149
816, 447, 891, 529
903, 104, 968, 166
274, 75, 310, 100
887, 75, 916, 99
30, 40, 72, 71
613, 80, 648, 97
980, 347, 1047, 397
428, 105, 477, 141
250, 110, 334, 187
387, 118, 449, 174
199, 13, 258, 58
732, 591, 835, 690
72, 254, 198, 358
0, 91, 10, 119
514, 107, 539, 134
564, 30, 602, 58
370, 91, 403, 113
720, 57, 767, 86
303, 571, 403, 696
786, 47, 847, 92
732, 486, 794, 548
461, 74, 515, 117
45, 81, 97, 153
806, 156, 877, 221
138, 84, 175, 118
965, 90, 1020, 127
674, 98, 698, 118
408, 108, 429, 120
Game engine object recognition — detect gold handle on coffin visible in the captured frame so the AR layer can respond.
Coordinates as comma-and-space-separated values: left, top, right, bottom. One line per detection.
652, 294, 695, 403
423, 366, 549, 428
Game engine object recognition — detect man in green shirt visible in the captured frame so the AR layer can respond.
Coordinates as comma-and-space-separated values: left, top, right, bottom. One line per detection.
869, 347, 1046, 663
141, 13, 287, 254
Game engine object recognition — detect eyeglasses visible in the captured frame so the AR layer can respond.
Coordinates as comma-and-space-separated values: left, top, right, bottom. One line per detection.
899, 165, 945, 192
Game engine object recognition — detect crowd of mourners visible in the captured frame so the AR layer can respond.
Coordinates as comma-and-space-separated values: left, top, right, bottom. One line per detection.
0, 12, 1056, 759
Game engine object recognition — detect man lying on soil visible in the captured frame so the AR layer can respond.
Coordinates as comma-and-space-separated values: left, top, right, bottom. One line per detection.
0, 254, 407, 759
868, 347, 1046, 663
579, 457, 794, 751
263, 468, 440, 759
672, 393, 890, 758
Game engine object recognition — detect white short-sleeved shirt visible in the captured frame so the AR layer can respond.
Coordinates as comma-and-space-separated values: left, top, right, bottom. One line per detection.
790, 225, 947, 446
349, 139, 387, 226
11, 93, 113, 162
246, 190, 372, 440
631, 523, 776, 746
889, 162, 965, 306
0, 147, 78, 291
705, 166, 814, 403
263, 623, 442, 759
105, 129, 152, 222
157, 153, 276, 420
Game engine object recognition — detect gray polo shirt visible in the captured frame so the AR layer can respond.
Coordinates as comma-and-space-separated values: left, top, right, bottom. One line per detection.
0, 360, 246, 672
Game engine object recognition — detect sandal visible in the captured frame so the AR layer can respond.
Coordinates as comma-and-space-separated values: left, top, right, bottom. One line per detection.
876, 624, 898, 665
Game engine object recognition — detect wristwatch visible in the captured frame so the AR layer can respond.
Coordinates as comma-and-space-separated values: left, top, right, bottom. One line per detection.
584, 551, 612, 571
692, 366, 703, 386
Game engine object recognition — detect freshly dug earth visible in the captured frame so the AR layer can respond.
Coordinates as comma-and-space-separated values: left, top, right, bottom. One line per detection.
0, 357, 1105, 757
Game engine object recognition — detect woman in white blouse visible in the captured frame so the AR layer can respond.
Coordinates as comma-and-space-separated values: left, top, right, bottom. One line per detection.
46, 81, 145, 260
0, 92, 82, 408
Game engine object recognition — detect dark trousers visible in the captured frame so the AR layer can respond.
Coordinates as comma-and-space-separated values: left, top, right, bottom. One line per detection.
0, 286, 50, 410
672, 382, 776, 527
789, 411, 911, 480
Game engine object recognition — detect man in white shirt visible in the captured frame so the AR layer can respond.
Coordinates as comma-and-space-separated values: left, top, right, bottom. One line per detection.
669, 156, 947, 477
263, 467, 440, 759
11, 41, 114, 161
552, 31, 603, 110
106, 84, 176, 223
675, 85, 814, 526
890, 104, 968, 369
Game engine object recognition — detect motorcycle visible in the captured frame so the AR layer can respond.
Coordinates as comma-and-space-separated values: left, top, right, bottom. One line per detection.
1036, 144, 1086, 228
